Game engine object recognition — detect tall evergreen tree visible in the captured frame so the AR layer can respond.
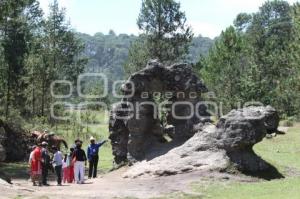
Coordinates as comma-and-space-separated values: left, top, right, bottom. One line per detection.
125, 0, 193, 74
31, 0, 86, 119
0, 0, 42, 120
200, 26, 257, 112
200, 0, 300, 116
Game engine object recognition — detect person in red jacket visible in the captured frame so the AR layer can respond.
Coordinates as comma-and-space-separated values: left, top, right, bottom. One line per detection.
29, 144, 42, 186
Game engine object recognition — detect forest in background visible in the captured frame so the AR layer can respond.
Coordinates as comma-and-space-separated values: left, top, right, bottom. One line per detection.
200, 0, 300, 117
0, 0, 299, 131
77, 32, 213, 81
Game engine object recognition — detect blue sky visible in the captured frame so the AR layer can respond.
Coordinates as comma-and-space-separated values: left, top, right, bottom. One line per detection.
38, 0, 299, 38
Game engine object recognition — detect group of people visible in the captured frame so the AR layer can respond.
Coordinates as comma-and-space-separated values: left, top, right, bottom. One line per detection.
29, 135, 107, 186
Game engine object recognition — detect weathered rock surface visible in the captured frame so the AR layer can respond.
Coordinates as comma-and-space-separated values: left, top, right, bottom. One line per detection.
123, 124, 229, 178
0, 120, 33, 162
109, 61, 281, 178
110, 60, 210, 163
0, 144, 6, 162
124, 106, 280, 178
0, 127, 7, 162
247, 106, 280, 134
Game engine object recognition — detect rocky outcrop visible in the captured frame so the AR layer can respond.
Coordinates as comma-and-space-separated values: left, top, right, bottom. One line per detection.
0, 120, 33, 162
214, 106, 279, 172
109, 60, 281, 178
124, 106, 280, 178
247, 106, 280, 134
0, 126, 7, 162
123, 124, 229, 178
109, 102, 129, 164
109, 60, 209, 163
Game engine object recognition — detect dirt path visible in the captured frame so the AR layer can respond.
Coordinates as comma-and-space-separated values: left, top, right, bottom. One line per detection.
0, 167, 255, 199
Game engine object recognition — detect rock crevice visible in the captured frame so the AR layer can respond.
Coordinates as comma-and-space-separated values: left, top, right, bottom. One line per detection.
109, 61, 281, 178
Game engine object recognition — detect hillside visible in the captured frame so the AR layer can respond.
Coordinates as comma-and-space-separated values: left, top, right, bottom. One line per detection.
76, 32, 214, 80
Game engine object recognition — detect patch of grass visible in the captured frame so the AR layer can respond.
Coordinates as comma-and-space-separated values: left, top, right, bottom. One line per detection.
253, 124, 300, 173
0, 162, 29, 179
154, 192, 203, 199
54, 110, 114, 171
187, 124, 300, 199
157, 123, 300, 199
190, 177, 300, 199
13, 196, 24, 199
0, 163, 29, 178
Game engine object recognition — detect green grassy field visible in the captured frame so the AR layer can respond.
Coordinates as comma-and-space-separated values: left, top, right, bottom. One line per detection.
33, 110, 114, 172
56, 110, 114, 171
1, 117, 300, 199
0, 111, 113, 181
160, 124, 300, 199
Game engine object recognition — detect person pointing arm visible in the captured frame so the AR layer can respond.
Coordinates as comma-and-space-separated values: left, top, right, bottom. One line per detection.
87, 137, 107, 178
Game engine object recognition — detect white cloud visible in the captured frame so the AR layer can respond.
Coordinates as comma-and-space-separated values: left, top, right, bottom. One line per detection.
189, 21, 221, 39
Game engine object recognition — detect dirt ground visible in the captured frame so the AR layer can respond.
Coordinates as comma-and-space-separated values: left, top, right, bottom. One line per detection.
0, 166, 257, 199
1, 127, 290, 199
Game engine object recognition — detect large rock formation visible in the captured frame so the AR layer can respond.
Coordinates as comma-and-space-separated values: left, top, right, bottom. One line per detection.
124, 106, 280, 178
109, 61, 281, 178
0, 120, 33, 162
109, 60, 209, 163
0, 126, 7, 162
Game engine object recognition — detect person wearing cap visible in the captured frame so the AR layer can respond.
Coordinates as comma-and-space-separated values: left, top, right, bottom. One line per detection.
87, 136, 107, 178
72, 140, 87, 184
41, 141, 51, 186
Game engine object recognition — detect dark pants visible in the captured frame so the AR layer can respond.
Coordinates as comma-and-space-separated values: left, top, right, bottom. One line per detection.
42, 165, 48, 185
55, 165, 62, 185
88, 155, 99, 178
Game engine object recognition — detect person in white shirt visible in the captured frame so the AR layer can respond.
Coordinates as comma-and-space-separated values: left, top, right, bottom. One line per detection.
52, 146, 63, 186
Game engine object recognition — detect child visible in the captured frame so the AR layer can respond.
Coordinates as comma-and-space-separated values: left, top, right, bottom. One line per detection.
52, 146, 63, 186
62, 154, 68, 183
67, 147, 75, 183
63, 147, 75, 183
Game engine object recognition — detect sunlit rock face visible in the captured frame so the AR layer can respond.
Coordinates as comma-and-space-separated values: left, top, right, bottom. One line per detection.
109, 61, 280, 177
123, 106, 280, 178
109, 60, 209, 163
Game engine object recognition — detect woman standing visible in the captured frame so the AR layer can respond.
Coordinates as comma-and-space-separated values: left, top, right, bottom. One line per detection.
30, 144, 42, 186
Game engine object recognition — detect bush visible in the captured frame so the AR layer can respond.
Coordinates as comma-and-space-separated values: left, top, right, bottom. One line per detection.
280, 117, 295, 127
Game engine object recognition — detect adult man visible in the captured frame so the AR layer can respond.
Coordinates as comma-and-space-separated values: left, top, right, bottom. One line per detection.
41, 141, 51, 186
73, 140, 87, 184
87, 136, 107, 178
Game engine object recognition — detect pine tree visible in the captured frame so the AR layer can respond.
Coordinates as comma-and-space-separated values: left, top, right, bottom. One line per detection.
125, 0, 193, 74
0, 0, 43, 120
